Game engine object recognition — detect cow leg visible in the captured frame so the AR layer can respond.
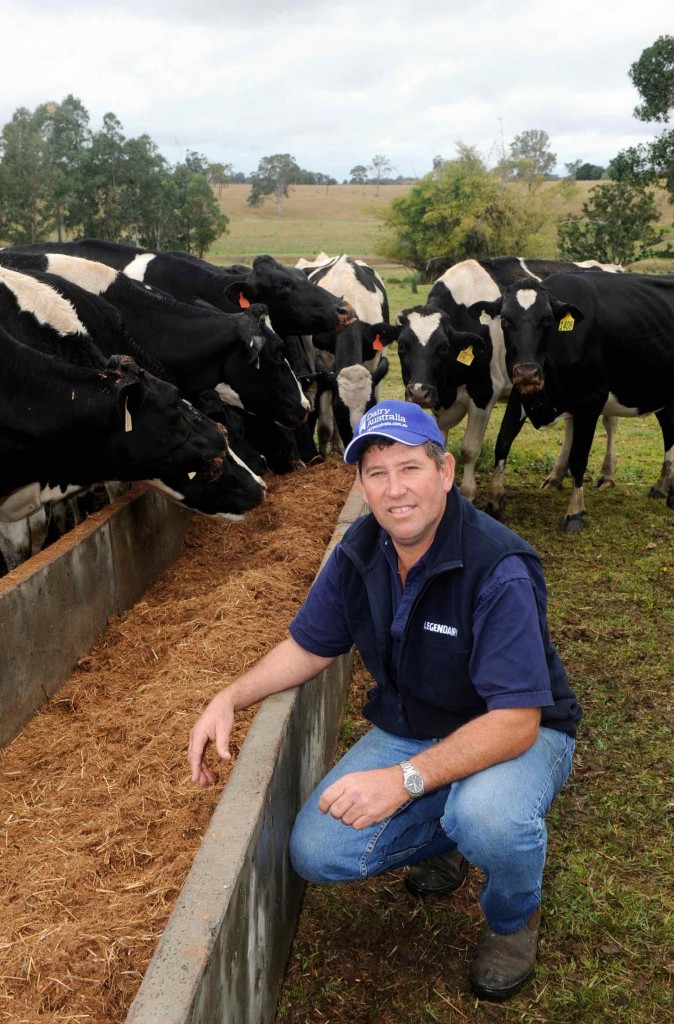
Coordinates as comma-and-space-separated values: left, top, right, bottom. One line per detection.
543, 413, 572, 489
648, 405, 674, 503
317, 390, 335, 459
486, 391, 527, 516
458, 403, 494, 502
594, 415, 619, 489
563, 412, 600, 532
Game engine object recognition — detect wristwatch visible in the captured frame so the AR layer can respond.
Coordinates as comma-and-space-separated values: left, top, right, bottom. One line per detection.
399, 760, 425, 798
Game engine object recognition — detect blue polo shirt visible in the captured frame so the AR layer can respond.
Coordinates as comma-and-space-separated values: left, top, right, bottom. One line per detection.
290, 532, 554, 714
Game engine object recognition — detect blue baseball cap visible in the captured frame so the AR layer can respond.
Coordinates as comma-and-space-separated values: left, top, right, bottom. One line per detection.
343, 400, 445, 464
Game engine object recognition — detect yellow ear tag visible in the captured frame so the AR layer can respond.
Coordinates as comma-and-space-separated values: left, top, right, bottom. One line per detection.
559, 313, 575, 332
456, 345, 474, 366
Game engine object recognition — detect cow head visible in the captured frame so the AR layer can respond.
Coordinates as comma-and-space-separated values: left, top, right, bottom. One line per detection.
147, 445, 266, 520
103, 355, 226, 479
468, 281, 585, 394
314, 353, 390, 448
222, 255, 356, 336
217, 306, 311, 429
390, 306, 492, 411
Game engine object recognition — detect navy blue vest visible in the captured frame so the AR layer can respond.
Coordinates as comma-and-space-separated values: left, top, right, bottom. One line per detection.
338, 487, 581, 740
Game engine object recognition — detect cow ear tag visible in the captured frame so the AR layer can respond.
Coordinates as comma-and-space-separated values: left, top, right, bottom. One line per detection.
479, 311, 492, 325
124, 397, 133, 433
559, 313, 575, 332
373, 334, 384, 351
456, 345, 474, 366
239, 292, 250, 309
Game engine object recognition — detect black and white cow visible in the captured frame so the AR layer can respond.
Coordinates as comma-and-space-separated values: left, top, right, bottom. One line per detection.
295, 253, 391, 455
471, 271, 674, 531
2, 241, 356, 335
0, 266, 265, 542
407, 257, 624, 503
0, 251, 310, 430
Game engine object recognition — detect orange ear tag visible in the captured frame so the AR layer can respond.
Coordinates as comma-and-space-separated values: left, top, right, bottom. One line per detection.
373, 334, 384, 351
239, 292, 250, 309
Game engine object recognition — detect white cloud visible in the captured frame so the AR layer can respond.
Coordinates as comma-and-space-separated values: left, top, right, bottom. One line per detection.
0, 0, 670, 179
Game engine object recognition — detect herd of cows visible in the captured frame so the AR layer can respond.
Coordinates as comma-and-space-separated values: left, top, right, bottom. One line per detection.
1, 238, 674, 575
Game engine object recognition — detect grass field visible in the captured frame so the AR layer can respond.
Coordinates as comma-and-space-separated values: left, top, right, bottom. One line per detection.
208, 181, 674, 272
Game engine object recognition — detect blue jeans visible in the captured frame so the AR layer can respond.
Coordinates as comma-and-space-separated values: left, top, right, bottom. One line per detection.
289, 725, 575, 934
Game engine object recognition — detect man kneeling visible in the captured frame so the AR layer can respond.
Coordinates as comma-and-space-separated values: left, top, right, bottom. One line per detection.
189, 400, 581, 1002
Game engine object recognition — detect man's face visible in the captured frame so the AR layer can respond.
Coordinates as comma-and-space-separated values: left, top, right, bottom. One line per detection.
358, 442, 455, 558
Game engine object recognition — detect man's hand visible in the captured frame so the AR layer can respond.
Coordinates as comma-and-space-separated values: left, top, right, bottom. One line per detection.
188, 690, 235, 786
318, 767, 409, 829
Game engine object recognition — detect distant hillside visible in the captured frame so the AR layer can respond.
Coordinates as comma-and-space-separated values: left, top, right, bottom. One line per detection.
210, 181, 674, 270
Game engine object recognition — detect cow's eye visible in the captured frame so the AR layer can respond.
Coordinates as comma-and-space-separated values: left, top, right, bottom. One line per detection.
500, 317, 511, 330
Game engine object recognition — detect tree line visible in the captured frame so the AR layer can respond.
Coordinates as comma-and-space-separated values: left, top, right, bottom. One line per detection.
0, 96, 228, 256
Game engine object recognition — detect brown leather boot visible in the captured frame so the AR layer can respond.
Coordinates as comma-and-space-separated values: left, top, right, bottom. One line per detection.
404, 849, 469, 898
469, 907, 540, 1001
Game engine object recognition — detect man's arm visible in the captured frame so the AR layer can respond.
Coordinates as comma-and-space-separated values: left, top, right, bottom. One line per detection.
189, 637, 335, 786
319, 706, 540, 829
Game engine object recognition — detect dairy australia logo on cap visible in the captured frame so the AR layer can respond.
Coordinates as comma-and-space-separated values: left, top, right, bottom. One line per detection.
359, 407, 409, 433
423, 620, 458, 636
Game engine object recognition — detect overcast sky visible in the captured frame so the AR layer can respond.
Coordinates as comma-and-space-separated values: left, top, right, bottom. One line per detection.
1, 0, 670, 181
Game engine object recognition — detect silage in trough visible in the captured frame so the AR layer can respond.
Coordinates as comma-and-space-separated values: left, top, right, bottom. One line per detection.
0, 460, 355, 1024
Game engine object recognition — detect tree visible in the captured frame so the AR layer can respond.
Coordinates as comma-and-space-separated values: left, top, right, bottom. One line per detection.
629, 35, 674, 123
557, 180, 664, 264
497, 129, 557, 188
377, 143, 549, 280
35, 95, 91, 241
208, 161, 233, 198
247, 153, 301, 214
0, 107, 49, 243
349, 164, 368, 184
368, 154, 394, 195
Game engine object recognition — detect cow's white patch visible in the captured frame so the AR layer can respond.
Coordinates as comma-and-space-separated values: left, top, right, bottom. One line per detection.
406, 310, 443, 347
47, 253, 117, 295
336, 364, 374, 428
123, 253, 157, 281
602, 393, 645, 418
229, 446, 267, 489
519, 258, 543, 282
304, 254, 386, 324
436, 259, 501, 306
0, 266, 87, 336
216, 382, 245, 409
145, 478, 187, 502
515, 288, 538, 311
286, 358, 311, 410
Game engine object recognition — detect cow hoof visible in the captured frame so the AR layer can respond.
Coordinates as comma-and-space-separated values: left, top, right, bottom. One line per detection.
541, 477, 563, 491
594, 477, 616, 490
647, 487, 667, 500
561, 512, 585, 533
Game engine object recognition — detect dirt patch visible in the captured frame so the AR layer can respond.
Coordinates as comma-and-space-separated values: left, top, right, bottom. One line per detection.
0, 460, 354, 1024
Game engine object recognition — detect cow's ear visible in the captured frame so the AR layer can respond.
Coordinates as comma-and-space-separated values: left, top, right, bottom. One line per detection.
116, 377, 145, 432
549, 297, 584, 326
395, 310, 410, 327
448, 329, 491, 367
365, 322, 400, 348
223, 279, 255, 308
466, 298, 502, 323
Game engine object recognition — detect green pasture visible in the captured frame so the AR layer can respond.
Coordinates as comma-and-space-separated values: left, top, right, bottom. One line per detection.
278, 384, 674, 1024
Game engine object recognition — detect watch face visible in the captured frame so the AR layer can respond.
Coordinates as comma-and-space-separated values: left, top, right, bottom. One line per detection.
405, 772, 424, 796
401, 762, 424, 796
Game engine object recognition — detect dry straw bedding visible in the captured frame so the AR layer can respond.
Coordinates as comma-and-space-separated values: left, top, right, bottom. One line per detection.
0, 461, 355, 1024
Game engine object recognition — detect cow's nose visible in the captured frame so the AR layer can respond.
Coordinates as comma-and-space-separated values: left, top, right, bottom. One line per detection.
512, 363, 545, 393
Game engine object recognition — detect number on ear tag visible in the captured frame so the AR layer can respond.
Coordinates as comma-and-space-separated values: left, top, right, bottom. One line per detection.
559, 313, 575, 332
456, 345, 474, 366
